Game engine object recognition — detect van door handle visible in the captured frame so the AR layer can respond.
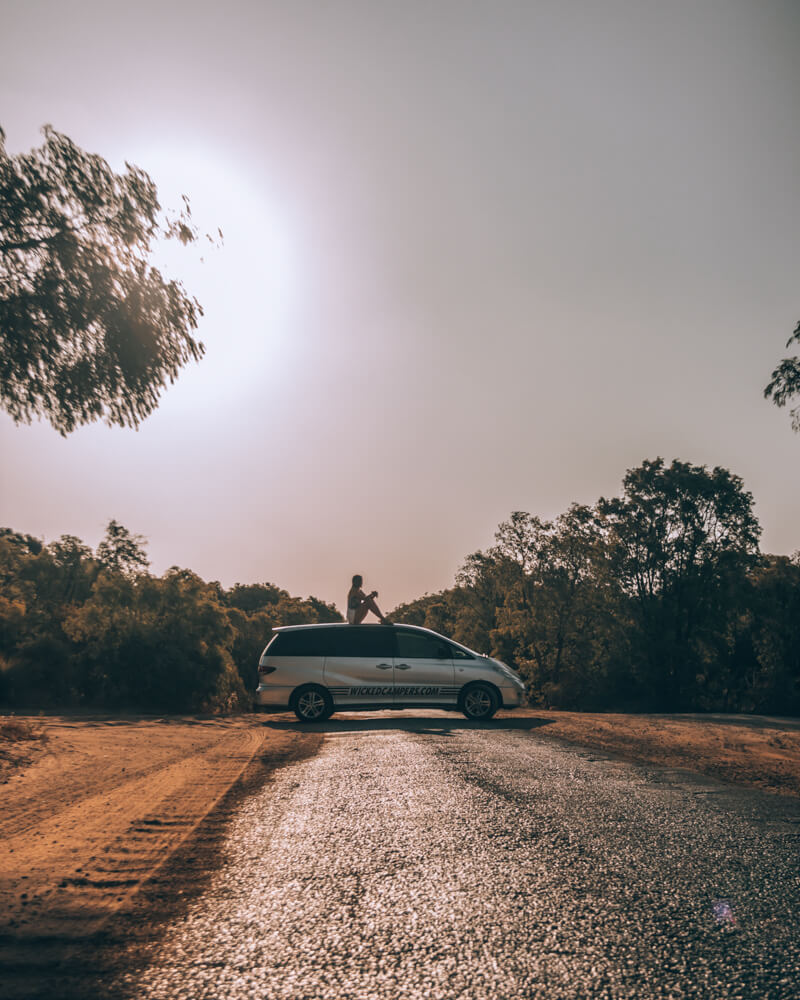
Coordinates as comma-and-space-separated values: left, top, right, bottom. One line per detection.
396, 663, 411, 670
375, 663, 392, 670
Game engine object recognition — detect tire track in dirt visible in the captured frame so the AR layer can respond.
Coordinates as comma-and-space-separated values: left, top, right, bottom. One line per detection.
1, 728, 261, 934
1, 719, 255, 838
0, 720, 320, 949
1, 727, 321, 1000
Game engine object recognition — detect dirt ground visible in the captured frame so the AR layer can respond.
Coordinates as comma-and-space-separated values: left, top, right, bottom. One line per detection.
504, 708, 800, 798
1, 706, 799, 991
0, 714, 321, 948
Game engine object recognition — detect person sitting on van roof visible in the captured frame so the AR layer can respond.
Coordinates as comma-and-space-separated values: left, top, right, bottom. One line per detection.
346, 575, 392, 625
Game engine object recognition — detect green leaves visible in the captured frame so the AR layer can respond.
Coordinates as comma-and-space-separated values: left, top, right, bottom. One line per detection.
0, 519, 340, 712
398, 459, 780, 712
96, 520, 149, 577
764, 319, 800, 432
0, 126, 208, 433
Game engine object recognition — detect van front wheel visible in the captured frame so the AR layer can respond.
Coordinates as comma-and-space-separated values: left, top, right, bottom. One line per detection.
460, 683, 499, 720
292, 685, 334, 722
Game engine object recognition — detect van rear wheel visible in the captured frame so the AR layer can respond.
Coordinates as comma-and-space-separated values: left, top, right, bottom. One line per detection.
292, 685, 334, 722
460, 683, 499, 720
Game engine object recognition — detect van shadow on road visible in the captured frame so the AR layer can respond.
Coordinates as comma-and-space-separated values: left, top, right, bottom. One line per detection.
259, 711, 556, 737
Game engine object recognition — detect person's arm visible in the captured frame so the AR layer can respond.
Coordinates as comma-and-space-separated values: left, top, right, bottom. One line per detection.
350, 588, 377, 607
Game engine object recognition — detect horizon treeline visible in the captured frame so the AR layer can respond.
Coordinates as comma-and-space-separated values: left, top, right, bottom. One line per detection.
395, 458, 800, 715
1, 457, 798, 716
0, 520, 341, 712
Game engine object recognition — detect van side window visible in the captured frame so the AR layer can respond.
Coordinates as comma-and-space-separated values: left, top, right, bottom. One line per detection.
268, 629, 331, 656
395, 630, 452, 660
328, 626, 394, 658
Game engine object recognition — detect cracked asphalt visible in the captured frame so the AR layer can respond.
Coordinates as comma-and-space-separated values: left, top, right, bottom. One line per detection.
114, 713, 800, 999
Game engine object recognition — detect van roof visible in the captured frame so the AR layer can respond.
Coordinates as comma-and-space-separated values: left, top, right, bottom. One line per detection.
270, 622, 482, 657
273, 622, 411, 633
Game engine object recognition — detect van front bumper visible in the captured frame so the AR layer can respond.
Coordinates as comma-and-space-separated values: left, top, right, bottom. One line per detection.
499, 683, 524, 708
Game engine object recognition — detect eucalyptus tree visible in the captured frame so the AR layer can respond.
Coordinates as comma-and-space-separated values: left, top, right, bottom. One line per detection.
738, 554, 800, 714
0, 126, 212, 433
597, 458, 761, 708
764, 320, 800, 431
96, 520, 149, 577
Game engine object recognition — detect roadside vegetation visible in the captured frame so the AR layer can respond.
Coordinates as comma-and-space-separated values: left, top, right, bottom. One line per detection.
1, 457, 798, 716
394, 458, 800, 715
0, 715, 48, 776
0, 521, 340, 713
0, 716, 46, 744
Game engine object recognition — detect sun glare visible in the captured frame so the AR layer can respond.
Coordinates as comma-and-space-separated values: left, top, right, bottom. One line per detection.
125, 143, 302, 410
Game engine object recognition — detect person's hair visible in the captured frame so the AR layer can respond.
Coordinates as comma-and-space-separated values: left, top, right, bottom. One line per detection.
352, 574, 363, 588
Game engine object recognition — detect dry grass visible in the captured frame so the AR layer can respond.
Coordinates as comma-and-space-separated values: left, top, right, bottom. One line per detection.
506, 709, 800, 798
0, 716, 47, 742
0, 716, 48, 776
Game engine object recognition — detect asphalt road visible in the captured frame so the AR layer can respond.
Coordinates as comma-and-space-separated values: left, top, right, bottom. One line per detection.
112, 713, 800, 1000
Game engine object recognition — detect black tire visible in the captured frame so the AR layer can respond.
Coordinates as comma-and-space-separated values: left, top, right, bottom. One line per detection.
292, 685, 334, 722
459, 682, 499, 720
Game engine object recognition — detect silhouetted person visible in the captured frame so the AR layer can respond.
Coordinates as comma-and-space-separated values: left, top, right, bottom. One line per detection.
346, 575, 392, 625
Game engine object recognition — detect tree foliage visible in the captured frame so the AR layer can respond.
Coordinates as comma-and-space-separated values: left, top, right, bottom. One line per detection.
63, 568, 243, 712
764, 319, 800, 431
0, 126, 208, 433
394, 458, 799, 714
96, 519, 149, 576
1, 458, 797, 715
597, 459, 761, 708
0, 521, 341, 711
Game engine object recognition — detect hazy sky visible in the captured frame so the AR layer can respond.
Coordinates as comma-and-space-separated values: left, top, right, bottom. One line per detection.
1, 0, 799, 614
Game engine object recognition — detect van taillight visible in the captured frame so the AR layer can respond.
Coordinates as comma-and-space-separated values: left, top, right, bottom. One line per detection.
258, 665, 276, 675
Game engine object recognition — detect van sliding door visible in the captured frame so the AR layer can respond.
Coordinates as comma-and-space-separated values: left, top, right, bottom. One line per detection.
323, 626, 396, 707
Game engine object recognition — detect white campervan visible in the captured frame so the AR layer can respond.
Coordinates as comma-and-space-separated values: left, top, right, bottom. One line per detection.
254, 623, 525, 721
